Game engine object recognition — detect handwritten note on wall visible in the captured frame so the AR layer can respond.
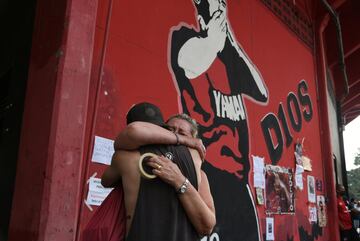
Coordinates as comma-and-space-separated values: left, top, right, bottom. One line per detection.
91, 136, 114, 165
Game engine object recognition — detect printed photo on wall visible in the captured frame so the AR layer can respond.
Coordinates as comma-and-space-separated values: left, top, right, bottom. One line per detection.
309, 206, 317, 223
295, 141, 303, 165
317, 195, 327, 227
256, 187, 264, 205
307, 175, 316, 203
316, 179, 323, 192
265, 165, 295, 214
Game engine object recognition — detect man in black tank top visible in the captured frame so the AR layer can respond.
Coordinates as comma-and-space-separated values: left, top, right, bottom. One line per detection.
103, 103, 215, 240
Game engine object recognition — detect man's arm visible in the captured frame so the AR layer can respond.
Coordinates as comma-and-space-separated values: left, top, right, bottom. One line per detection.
104, 121, 205, 188
147, 150, 216, 236
103, 122, 178, 188
177, 170, 216, 236
114, 121, 206, 159
114, 121, 177, 149
101, 166, 121, 187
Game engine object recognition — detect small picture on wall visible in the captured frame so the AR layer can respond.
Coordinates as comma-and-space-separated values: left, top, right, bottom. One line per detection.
307, 175, 316, 203
265, 165, 295, 214
317, 195, 327, 227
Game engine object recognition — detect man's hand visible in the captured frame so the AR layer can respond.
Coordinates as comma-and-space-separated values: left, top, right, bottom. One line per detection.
146, 155, 185, 189
179, 135, 206, 160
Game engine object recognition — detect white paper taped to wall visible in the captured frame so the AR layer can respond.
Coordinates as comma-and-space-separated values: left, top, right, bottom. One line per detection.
254, 172, 265, 189
295, 174, 304, 190
252, 155, 265, 189
252, 155, 265, 173
91, 136, 114, 165
266, 217, 275, 240
86, 177, 114, 206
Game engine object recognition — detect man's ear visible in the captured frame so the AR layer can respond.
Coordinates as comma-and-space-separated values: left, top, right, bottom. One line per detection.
198, 15, 207, 30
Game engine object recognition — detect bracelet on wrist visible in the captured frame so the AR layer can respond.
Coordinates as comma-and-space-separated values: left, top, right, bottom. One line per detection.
174, 132, 180, 145
176, 178, 190, 194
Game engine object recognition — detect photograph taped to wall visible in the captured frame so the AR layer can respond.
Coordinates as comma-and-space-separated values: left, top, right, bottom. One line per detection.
317, 195, 327, 227
309, 206, 317, 223
307, 175, 316, 203
256, 187, 264, 205
265, 165, 295, 214
295, 174, 304, 190
295, 142, 303, 165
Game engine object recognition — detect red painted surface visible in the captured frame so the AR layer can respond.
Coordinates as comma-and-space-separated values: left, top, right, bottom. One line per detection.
8, 0, 98, 240
76, 0, 335, 240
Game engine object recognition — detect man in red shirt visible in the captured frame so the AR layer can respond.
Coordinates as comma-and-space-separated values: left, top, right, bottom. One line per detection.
337, 184, 360, 241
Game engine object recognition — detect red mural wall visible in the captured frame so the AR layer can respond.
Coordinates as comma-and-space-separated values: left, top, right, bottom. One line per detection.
78, 0, 331, 240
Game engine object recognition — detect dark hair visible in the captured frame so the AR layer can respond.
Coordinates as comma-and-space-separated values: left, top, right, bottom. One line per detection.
126, 102, 165, 126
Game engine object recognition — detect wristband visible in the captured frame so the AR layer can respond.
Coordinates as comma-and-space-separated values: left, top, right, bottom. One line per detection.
174, 132, 180, 145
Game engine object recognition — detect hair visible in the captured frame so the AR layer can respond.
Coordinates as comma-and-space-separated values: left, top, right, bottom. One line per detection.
126, 102, 164, 126
167, 113, 198, 138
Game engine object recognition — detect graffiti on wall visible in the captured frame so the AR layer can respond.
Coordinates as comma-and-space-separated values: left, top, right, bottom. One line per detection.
168, 0, 267, 240
82, 0, 329, 239
168, 0, 318, 240
261, 80, 313, 164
